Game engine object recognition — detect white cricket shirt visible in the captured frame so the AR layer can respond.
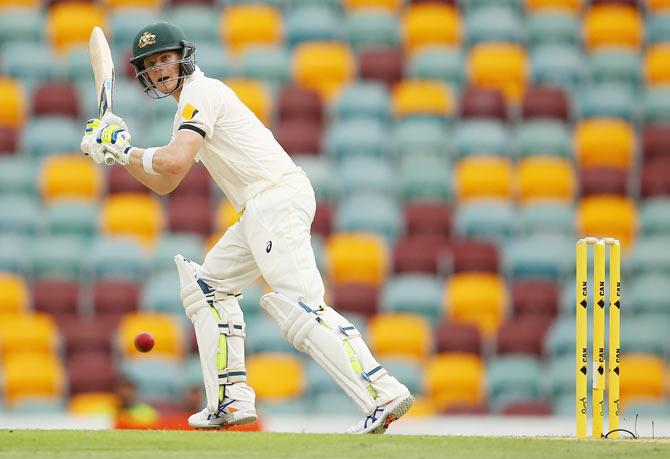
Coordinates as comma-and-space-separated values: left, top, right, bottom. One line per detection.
172, 67, 299, 212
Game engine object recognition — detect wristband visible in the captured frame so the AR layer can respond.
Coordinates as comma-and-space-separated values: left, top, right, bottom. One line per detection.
143, 147, 158, 175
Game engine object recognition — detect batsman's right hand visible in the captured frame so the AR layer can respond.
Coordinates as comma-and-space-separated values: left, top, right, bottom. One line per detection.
80, 118, 106, 165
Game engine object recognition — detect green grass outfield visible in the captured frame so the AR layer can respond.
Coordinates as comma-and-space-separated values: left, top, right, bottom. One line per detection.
0, 430, 669, 459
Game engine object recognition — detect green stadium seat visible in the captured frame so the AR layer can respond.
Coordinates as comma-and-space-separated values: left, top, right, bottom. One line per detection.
337, 157, 396, 199
465, 7, 524, 46
503, 235, 574, 281
0, 157, 37, 197
0, 235, 29, 275
0, 9, 44, 47
400, 155, 452, 202
141, 271, 182, 315
195, 43, 236, 80
239, 46, 291, 87
576, 84, 637, 122
639, 199, 670, 237
547, 354, 574, 400
531, 44, 585, 95
30, 236, 85, 281
646, 14, 670, 45
45, 201, 98, 241
335, 194, 403, 241
285, 6, 342, 47
589, 50, 642, 92
0, 195, 42, 237
246, 314, 296, 354
109, 8, 159, 50
121, 360, 186, 401
390, 118, 449, 161
628, 275, 670, 316
621, 315, 670, 358
21, 117, 81, 158
379, 358, 424, 396
292, 155, 336, 201
515, 120, 572, 158
627, 236, 670, 279
1, 42, 57, 84
165, 6, 220, 45
453, 200, 516, 245
526, 13, 580, 49
330, 82, 390, 123
407, 47, 465, 94
325, 118, 388, 162
151, 233, 204, 274
63, 48, 95, 83
642, 88, 670, 125
518, 201, 575, 238
345, 10, 399, 53
86, 237, 147, 281
454, 120, 512, 159
380, 274, 444, 324
487, 356, 543, 412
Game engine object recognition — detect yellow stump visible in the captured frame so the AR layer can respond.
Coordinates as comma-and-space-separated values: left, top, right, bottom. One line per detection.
607, 240, 621, 439
575, 240, 588, 439
592, 241, 606, 438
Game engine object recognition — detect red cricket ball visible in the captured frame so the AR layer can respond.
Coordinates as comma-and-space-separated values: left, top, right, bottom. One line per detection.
134, 332, 155, 353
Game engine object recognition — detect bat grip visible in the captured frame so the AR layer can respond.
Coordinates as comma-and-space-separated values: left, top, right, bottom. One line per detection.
104, 152, 116, 165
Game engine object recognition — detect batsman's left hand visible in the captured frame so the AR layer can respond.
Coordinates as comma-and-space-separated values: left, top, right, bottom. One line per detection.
95, 122, 133, 166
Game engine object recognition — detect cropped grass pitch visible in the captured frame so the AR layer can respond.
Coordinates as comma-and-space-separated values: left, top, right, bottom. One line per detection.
1, 430, 669, 459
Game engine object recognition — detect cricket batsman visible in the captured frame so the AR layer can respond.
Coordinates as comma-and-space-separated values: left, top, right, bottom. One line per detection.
80, 22, 413, 434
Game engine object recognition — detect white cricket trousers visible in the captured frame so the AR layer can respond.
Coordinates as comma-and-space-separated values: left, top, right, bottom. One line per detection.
199, 171, 326, 306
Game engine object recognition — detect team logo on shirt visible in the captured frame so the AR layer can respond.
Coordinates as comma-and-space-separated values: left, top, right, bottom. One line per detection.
182, 103, 199, 120
138, 31, 156, 49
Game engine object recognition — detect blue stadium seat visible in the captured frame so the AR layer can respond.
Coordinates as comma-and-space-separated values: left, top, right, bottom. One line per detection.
544, 316, 581, 358
400, 155, 452, 202
381, 274, 445, 324
531, 44, 585, 95
407, 47, 465, 93
239, 282, 265, 317
165, 6, 219, 45
21, 117, 81, 158
285, 6, 342, 47
518, 202, 575, 238
379, 358, 424, 396
325, 118, 388, 162
292, 155, 337, 202
621, 315, 670, 358
547, 354, 574, 401
239, 46, 291, 87
330, 82, 390, 123
503, 234, 574, 281
0, 195, 42, 237
646, 14, 670, 45
245, 315, 296, 355
453, 200, 516, 245
0, 156, 37, 197
44, 201, 98, 241
335, 194, 403, 241
109, 8, 159, 50
141, 271, 182, 315
628, 275, 670, 316
0, 9, 45, 47
30, 236, 85, 281
1, 42, 57, 84
576, 84, 638, 122
195, 43, 237, 80
337, 157, 396, 199
453, 120, 512, 159
642, 88, 670, 125
345, 10, 399, 52
151, 233, 204, 274
627, 236, 670, 279
85, 237, 148, 281
639, 199, 670, 237
0, 235, 29, 275
64, 48, 95, 83
589, 50, 642, 92
515, 120, 572, 158
526, 12, 580, 49
121, 359, 186, 401
465, 7, 524, 46
487, 356, 543, 412
390, 118, 449, 161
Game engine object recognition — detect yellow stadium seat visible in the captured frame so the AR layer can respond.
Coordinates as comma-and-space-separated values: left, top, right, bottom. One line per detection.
645, 45, 670, 87
69, 392, 120, 416
325, 232, 389, 286
0, 313, 59, 357
446, 273, 508, 338
221, 4, 283, 54
0, 0, 39, 10
40, 154, 102, 203
620, 354, 665, 404
104, 0, 161, 10
402, 4, 461, 54
118, 312, 184, 359
0, 77, 26, 129
574, 119, 635, 170
424, 352, 485, 409
468, 44, 527, 102
101, 192, 164, 247
247, 352, 305, 401
215, 199, 241, 234
577, 196, 637, 249
648, 0, 670, 13
583, 5, 642, 51
0, 272, 29, 315
455, 157, 513, 201
47, 3, 107, 54
368, 313, 432, 360
517, 157, 575, 202
392, 80, 453, 118
2, 352, 65, 405
405, 395, 436, 417
345, 0, 403, 12
292, 42, 355, 101
223, 78, 273, 126
526, 0, 582, 13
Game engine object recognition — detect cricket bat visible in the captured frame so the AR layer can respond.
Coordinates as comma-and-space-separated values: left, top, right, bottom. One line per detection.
88, 26, 117, 166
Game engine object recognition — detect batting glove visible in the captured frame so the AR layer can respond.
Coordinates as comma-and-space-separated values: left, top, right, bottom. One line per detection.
95, 123, 132, 166
80, 118, 106, 165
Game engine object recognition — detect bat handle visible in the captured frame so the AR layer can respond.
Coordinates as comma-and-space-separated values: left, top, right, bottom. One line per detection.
104, 151, 116, 165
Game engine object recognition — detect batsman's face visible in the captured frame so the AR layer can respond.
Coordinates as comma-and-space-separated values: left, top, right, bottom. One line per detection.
143, 51, 180, 94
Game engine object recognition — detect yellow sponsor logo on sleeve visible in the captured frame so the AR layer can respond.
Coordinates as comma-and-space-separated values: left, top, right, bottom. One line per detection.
182, 103, 199, 120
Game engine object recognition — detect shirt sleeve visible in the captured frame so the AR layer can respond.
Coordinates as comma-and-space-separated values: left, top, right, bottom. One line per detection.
177, 82, 222, 139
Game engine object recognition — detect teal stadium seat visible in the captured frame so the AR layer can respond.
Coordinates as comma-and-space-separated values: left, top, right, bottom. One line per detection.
400, 155, 452, 202
589, 50, 642, 92
576, 84, 637, 122
623, 401, 670, 418
391, 118, 449, 160
0, 157, 37, 197
239, 47, 291, 87
345, 10, 400, 53
311, 391, 359, 415
44, 201, 98, 241
292, 155, 337, 201
330, 82, 390, 123
165, 6, 219, 45
335, 194, 402, 241
407, 47, 465, 94
183, 356, 205, 388
518, 202, 575, 238
142, 271, 182, 315
526, 13, 580, 49
558, 277, 594, 316
30, 236, 85, 281
305, 359, 340, 398
639, 199, 670, 237
379, 358, 424, 396
78, 80, 148, 126
220, 0, 285, 6
627, 236, 670, 279
148, 96, 179, 123
504, 235, 574, 282
621, 315, 670, 358
121, 360, 186, 401
325, 119, 388, 162
380, 274, 444, 324
151, 233, 204, 273
0, 235, 29, 275
259, 398, 311, 416
453, 200, 516, 245
194, 43, 236, 80
646, 14, 670, 45
21, 118, 81, 158
465, 7, 524, 46
487, 356, 543, 412
64, 48, 95, 83
628, 275, 670, 316
239, 282, 265, 317
337, 157, 396, 199
0, 195, 42, 237
1, 42, 57, 84
531, 44, 585, 95
463, 0, 523, 13
137, 117, 174, 149
311, 234, 326, 273
287, 0, 341, 11
454, 120, 512, 159
547, 355, 574, 402
245, 315, 296, 354
545, 317, 585, 358
86, 237, 147, 281
0, 9, 44, 47
109, 8, 159, 50
515, 120, 572, 158
285, 6, 342, 47
642, 88, 670, 125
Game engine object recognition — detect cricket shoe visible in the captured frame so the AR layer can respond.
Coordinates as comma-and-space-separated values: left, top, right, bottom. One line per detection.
346, 392, 414, 434
188, 399, 257, 430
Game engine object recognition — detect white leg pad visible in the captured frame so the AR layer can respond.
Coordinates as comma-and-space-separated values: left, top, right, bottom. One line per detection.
260, 292, 407, 414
